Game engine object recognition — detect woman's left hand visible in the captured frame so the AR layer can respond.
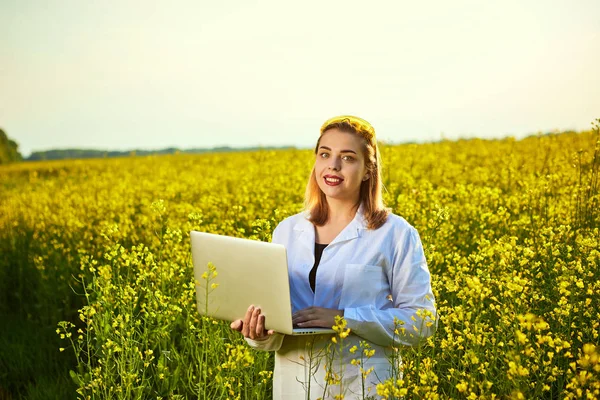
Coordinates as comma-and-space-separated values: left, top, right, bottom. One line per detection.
292, 307, 344, 329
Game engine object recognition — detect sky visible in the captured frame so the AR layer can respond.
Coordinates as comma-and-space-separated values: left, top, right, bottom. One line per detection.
1, 0, 599, 157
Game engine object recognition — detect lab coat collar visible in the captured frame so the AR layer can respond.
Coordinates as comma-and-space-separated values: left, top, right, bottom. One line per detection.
293, 203, 368, 247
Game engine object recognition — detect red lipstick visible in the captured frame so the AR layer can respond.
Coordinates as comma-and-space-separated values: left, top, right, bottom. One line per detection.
323, 174, 344, 186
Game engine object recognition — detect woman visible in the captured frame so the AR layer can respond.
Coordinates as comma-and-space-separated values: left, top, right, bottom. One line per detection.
231, 115, 436, 399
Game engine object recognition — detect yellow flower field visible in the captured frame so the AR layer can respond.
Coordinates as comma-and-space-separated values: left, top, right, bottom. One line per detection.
1, 124, 598, 399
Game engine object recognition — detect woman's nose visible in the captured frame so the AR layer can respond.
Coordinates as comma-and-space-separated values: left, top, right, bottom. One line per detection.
328, 157, 341, 171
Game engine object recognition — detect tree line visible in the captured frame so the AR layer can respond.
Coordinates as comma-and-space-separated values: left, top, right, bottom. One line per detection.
0, 129, 23, 164
0, 128, 296, 163
26, 146, 296, 161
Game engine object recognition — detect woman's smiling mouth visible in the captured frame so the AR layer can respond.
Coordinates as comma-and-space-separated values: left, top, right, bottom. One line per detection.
324, 175, 344, 186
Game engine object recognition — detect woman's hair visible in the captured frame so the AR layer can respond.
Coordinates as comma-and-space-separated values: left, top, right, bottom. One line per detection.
304, 115, 390, 230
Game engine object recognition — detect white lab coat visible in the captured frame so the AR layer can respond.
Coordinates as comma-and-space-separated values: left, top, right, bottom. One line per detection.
247, 206, 436, 399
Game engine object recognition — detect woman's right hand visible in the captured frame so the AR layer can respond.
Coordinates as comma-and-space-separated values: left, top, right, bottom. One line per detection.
230, 305, 275, 341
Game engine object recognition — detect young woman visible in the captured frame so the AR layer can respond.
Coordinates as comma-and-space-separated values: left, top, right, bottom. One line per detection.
231, 115, 436, 399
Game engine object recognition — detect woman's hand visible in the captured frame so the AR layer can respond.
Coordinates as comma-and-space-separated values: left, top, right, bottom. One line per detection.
230, 305, 275, 341
292, 307, 344, 329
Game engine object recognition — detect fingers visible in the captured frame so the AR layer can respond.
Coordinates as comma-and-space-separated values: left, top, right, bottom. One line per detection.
256, 314, 265, 337
237, 305, 271, 340
255, 314, 276, 337
292, 307, 316, 327
248, 307, 261, 339
296, 319, 323, 328
292, 306, 317, 326
230, 319, 243, 331
292, 307, 342, 328
241, 305, 254, 338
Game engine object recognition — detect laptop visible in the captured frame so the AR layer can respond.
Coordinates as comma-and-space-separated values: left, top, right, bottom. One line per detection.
190, 231, 335, 335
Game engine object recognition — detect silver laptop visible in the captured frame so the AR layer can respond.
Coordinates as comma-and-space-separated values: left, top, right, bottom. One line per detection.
190, 231, 335, 335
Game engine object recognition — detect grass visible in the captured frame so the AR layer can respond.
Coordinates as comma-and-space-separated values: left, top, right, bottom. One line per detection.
0, 313, 76, 399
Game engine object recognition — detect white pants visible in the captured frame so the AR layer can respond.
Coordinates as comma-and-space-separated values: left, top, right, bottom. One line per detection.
272, 334, 397, 400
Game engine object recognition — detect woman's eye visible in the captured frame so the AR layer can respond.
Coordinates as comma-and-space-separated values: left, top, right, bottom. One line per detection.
342, 155, 354, 162
319, 152, 329, 158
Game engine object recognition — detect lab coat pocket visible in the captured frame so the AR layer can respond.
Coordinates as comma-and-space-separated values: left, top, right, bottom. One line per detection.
340, 264, 387, 308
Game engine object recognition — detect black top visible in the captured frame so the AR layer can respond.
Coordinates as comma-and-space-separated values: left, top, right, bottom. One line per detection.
309, 242, 328, 292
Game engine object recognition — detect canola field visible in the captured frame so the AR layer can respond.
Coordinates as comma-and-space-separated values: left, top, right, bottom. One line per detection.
1, 127, 599, 399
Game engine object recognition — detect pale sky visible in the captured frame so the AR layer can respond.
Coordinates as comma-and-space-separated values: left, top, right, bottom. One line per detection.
1, 0, 599, 157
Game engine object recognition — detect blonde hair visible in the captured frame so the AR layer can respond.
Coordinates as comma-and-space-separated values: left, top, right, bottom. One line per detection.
304, 115, 389, 230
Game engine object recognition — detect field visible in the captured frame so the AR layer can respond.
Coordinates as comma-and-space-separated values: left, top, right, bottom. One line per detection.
1, 126, 599, 399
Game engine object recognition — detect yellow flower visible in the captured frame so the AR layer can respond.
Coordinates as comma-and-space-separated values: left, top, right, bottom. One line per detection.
515, 330, 528, 344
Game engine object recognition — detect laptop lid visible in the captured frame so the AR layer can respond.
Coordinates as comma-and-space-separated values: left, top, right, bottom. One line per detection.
191, 230, 329, 335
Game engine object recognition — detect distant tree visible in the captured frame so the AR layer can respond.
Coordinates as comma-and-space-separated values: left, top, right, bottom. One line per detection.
0, 128, 23, 164
24, 144, 298, 161
27, 149, 108, 161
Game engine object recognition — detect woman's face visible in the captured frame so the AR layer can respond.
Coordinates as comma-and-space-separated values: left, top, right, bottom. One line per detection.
314, 128, 369, 204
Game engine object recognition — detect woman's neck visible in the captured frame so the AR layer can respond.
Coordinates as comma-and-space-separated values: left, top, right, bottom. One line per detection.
325, 198, 360, 225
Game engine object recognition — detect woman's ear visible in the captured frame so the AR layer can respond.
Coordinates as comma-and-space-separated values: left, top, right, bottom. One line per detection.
362, 174, 370, 181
